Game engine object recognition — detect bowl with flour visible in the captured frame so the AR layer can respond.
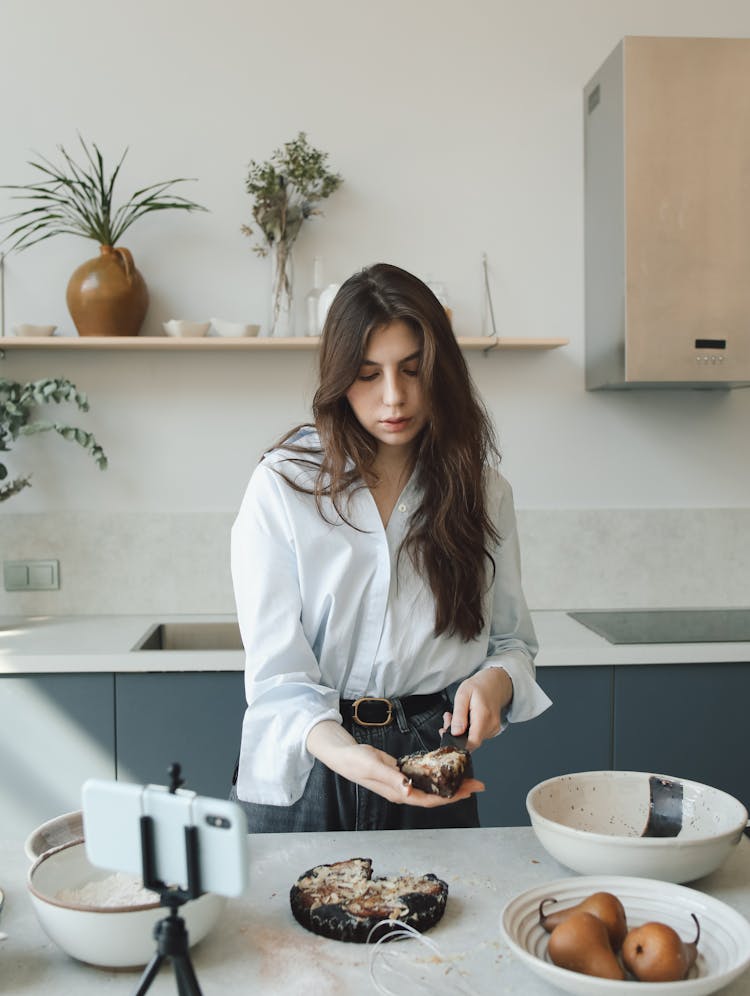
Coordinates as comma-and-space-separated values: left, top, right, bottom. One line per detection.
24, 809, 84, 862
28, 840, 225, 968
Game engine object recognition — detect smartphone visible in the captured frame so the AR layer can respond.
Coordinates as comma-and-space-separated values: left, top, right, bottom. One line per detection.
82, 779, 248, 898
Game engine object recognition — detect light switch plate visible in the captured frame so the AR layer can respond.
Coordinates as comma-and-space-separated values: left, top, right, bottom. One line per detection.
3, 559, 59, 591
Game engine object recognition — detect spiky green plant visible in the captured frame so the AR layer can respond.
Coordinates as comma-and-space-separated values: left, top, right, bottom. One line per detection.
0, 377, 107, 501
0, 135, 206, 252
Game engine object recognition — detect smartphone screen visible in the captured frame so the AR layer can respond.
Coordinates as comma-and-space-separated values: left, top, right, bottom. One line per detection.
82, 779, 248, 898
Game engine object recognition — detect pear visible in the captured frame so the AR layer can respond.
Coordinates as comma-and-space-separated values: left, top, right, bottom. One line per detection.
547, 911, 626, 980
622, 914, 700, 982
539, 891, 628, 951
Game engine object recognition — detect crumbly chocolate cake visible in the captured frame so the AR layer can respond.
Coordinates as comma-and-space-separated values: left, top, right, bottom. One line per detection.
290, 858, 448, 943
397, 745, 470, 798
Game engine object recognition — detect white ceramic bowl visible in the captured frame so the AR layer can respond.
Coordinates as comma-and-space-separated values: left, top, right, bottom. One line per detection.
501, 874, 750, 996
527, 771, 748, 883
210, 317, 260, 337
24, 809, 84, 862
28, 840, 225, 969
11, 324, 57, 337
162, 320, 210, 338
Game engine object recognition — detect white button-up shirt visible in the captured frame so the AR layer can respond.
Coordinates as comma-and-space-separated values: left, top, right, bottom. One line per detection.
231, 430, 552, 805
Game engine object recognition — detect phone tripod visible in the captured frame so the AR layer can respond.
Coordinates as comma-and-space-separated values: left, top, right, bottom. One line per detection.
133, 764, 204, 996
134, 896, 203, 996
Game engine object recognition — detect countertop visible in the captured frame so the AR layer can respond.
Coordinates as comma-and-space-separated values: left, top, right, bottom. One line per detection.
3, 827, 750, 995
1, 612, 750, 675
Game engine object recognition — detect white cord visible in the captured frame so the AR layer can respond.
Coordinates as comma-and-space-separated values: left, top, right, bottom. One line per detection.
367, 920, 478, 996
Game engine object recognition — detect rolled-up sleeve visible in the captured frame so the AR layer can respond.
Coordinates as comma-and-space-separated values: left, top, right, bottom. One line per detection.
478, 474, 552, 726
231, 461, 340, 805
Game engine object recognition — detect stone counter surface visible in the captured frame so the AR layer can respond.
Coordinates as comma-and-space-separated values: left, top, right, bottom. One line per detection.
3, 828, 750, 995
2, 611, 750, 675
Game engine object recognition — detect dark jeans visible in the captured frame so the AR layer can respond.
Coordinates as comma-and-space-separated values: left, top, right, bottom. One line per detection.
229, 691, 479, 833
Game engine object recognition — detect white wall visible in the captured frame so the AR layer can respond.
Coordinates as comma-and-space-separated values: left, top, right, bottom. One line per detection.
2, 0, 750, 531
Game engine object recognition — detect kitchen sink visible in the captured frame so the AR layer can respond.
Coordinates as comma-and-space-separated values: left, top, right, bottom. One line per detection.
133, 621, 244, 651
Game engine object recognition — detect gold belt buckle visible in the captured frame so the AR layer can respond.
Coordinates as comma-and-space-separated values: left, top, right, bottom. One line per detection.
352, 697, 393, 727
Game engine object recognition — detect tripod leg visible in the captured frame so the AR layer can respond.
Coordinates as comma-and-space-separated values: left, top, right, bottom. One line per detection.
172, 953, 204, 996
132, 952, 165, 996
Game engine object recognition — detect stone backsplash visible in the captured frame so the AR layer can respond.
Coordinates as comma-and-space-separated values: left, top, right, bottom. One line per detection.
1, 508, 749, 616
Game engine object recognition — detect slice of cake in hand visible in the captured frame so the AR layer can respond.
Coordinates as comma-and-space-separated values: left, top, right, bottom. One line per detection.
397, 745, 471, 798
290, 857, 448, 943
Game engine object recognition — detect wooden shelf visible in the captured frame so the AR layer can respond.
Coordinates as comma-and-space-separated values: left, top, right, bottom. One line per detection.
474, 337, 569, 351
0, 335, 568, 352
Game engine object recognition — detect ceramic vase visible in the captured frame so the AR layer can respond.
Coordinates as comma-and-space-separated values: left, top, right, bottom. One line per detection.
66, 245, 149, 337
268, 242, 294, 337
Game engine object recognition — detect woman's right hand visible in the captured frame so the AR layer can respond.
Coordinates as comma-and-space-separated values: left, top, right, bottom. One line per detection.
306, 720, 484, 807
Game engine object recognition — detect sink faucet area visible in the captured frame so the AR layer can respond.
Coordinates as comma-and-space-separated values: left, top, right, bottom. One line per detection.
133, 621, 244, 652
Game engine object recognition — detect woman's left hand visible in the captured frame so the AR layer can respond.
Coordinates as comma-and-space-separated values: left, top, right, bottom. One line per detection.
442, 667, 513, 752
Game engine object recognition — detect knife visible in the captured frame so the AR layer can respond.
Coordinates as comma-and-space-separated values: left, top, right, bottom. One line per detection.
439, 728, 473, 782
642, 775, 683, 838
440, 728, 470, 751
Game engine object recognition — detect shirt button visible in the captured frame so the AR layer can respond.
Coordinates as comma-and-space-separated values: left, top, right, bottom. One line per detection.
398, 504, 407, 513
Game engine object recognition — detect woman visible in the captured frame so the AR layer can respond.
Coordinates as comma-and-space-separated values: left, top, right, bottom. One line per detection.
230, 262, 551, 832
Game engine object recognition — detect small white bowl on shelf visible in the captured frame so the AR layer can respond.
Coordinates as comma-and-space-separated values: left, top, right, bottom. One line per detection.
209, 318, 260, 338
526, 770, 748, 883
162, 320, 211, 338
27, 839, 225, 969
11, 324, 57, 337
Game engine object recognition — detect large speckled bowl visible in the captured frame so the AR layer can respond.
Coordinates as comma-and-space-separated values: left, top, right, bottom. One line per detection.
526, 770, 747, 883
24, 810, 84, 863
28, 840, 225, 969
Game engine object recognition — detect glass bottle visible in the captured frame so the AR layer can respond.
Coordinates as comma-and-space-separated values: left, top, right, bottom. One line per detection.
427, 279, 453, 326
305, 257, 324, 336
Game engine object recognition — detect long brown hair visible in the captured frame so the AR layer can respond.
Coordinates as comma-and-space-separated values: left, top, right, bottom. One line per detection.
273, 262, 500, 641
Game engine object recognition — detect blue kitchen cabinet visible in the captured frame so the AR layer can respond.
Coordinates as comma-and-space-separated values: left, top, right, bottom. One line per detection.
613, 662, 749, 810
473, 666, 613, 827
0, 673, 115, 838
115, 673, 246, 798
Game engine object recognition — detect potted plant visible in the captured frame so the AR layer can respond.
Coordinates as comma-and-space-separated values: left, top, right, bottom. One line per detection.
0, 377, 107, 500
0, 136, 206, 337
243, 132, 342, 337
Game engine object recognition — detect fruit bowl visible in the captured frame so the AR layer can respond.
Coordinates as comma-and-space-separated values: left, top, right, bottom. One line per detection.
526, 771, 747, 883
28, 840, 225, 969
501, 875, 750, 996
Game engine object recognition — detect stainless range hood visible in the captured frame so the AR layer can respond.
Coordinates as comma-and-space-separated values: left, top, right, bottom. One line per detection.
584, 36, 750, 389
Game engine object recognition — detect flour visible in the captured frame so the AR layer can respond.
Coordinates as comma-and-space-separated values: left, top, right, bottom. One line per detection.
55, 872, 159, 908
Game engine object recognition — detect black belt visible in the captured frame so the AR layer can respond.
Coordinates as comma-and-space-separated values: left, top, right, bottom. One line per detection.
340, 692, 445, 728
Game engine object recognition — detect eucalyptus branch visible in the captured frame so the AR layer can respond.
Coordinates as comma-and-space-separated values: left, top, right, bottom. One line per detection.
0, 377, 108, 501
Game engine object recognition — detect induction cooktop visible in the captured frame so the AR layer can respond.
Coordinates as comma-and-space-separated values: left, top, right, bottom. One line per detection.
567, 609, 750, 644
